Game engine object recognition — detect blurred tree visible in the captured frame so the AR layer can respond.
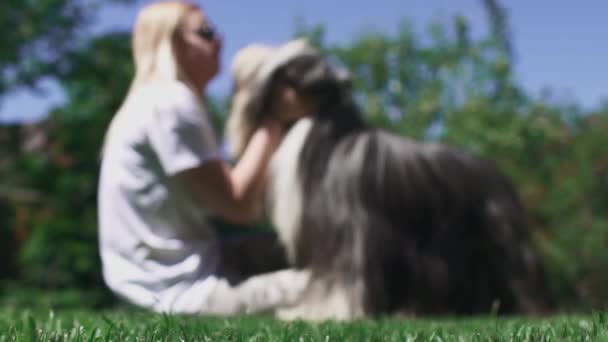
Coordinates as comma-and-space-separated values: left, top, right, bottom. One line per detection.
0, 0, 136, 97
14, 32, 132, 289
0, 0, 137, 283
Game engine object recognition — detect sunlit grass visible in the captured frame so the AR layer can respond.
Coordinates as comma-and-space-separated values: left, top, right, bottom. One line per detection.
1, 305, 606, 341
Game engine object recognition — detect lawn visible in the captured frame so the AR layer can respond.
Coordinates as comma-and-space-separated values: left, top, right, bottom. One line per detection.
2, 305, 607, 341
0, 287, 604, 341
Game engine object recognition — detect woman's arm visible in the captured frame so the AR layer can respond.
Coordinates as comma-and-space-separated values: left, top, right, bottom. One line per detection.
177, 121, 282, 225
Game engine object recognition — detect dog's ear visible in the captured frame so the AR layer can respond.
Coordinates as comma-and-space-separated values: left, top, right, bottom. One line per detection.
226, 44, 277, 160
226, 88, 260, 160
226, 74, 284, 160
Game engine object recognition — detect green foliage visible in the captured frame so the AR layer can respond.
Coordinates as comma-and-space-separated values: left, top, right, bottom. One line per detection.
11, 32, 133, 289
0, 0, 136, 96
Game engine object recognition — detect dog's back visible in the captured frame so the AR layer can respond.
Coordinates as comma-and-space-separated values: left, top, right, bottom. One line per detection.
358, 131, 550, 315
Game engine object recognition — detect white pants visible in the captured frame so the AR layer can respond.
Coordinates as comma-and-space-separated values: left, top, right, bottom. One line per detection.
163, 269, 311, 316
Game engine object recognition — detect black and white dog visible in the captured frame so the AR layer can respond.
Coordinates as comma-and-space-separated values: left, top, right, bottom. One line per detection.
227, 40, 550, 320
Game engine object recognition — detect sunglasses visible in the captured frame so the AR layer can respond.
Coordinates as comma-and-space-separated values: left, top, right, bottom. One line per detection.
195, 26, 218, 41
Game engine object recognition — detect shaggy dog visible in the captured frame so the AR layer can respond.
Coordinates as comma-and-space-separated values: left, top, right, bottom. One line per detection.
226, 40, 550, 321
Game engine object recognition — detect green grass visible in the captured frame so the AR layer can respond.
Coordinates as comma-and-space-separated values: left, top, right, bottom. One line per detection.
0, 287, 606, 341
2, 307, 608, 341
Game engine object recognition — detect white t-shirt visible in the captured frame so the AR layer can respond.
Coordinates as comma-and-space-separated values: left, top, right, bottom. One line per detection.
98, 80, 223, 311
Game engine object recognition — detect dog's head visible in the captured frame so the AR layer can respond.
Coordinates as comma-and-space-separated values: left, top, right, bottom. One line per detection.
226, 39, 317, 159
226, 39, 352, 160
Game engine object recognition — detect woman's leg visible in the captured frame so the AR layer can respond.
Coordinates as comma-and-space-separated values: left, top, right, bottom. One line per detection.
163, 231, 302, 316
167, 269, 310, 316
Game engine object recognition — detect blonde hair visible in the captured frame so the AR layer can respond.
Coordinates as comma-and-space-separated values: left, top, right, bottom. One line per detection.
130, 0, 198, 90
102, 1, 198, 156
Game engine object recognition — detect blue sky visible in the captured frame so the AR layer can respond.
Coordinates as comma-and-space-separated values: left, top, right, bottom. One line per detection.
1, 0, 606, 123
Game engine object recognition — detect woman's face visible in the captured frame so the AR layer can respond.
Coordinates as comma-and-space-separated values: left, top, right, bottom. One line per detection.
175, 9, 222, 91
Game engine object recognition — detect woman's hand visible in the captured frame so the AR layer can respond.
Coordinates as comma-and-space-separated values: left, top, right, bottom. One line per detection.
260, 119, 286, 152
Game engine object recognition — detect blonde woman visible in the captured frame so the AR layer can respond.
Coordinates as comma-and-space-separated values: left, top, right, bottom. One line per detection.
98, 1, 309, 316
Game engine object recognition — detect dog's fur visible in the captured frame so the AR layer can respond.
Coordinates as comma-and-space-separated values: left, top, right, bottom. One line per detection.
228, 53, 550, 321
